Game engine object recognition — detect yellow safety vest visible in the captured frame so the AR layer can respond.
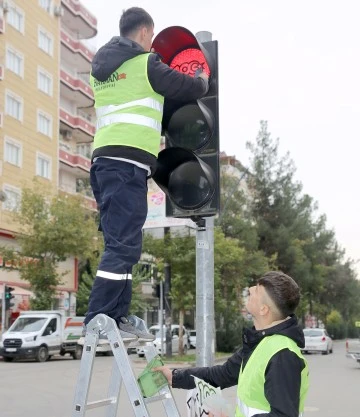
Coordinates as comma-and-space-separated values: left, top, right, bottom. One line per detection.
235, 334, 309, 417
90, 53, 164, 157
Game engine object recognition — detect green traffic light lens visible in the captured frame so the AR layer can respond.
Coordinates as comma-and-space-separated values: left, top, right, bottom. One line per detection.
167, 104, 211, 151
168, 161, 215, 210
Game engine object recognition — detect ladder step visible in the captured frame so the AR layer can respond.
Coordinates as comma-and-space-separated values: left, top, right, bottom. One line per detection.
144, 393, 172, 405
85, 398, 117, 410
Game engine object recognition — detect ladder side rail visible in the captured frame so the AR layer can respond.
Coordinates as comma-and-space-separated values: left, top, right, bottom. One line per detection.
144, 345, 181, 417
72, 333, 99, 417
106, 319, 151, 417
105, 356, 123, 417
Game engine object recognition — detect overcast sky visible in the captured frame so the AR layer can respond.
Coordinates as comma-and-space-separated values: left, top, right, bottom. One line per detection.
83, 0, 360, 277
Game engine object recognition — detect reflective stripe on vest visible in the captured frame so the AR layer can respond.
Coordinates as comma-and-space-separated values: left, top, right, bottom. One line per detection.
236, 398, 304, 417
97, 113, 162, 132
96, 97, 163, 118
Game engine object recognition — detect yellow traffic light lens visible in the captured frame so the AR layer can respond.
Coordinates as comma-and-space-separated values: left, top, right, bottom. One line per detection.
167, 104, 211, 151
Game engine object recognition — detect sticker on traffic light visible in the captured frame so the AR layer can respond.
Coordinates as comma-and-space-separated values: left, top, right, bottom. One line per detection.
152, 26, 220, 218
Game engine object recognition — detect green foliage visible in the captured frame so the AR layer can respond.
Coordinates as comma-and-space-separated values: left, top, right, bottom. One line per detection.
0, 180, 98, 309
245, 121, 360, 324
129, 264, 152, 314
216, 315, 253, 353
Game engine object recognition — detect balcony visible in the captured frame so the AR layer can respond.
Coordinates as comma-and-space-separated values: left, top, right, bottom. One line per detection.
60, 29, 95, 71
61, 0, 97, 39
59, 183, 97, 211
60, 68, 93, 107
59, 108, 95, 142
59, 147, 91, 176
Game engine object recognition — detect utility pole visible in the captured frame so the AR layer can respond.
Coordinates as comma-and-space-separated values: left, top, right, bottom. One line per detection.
194, 216, 215, 366
164, 227, 172, 358
195, 30, 216, 368
1, 284, 6, 333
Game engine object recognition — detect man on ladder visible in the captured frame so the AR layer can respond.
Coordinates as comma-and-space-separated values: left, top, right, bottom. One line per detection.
72, 6, 209, 417
79, 6, 209, 342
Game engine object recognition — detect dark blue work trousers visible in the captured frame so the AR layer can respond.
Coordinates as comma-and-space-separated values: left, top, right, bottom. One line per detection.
84, 158, 148, 325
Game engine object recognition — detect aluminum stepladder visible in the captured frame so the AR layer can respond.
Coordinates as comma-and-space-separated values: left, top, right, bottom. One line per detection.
72, 314, 181, 417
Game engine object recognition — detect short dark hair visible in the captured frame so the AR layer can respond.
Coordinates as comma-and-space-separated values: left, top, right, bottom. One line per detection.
258, 271, 300, 318
119, 7, 154, 37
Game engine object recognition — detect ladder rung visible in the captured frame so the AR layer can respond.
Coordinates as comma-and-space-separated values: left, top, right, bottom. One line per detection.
144, 393, 172, 404
85, 398, 117, 410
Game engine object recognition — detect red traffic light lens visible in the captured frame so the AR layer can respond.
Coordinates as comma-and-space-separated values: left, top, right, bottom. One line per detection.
170, 48, 210, 77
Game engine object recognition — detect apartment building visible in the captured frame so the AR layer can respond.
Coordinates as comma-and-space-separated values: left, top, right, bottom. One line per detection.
0, 0, 97, 316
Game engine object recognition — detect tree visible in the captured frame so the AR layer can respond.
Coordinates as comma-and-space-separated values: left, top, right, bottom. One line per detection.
142, 231, 196, 355
246, 121, 358, 324
0, 180, 98, 309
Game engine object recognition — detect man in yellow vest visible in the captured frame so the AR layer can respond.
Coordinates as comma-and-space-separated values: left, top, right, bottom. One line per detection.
155, 271, 309, 417
83, 7, 209, 340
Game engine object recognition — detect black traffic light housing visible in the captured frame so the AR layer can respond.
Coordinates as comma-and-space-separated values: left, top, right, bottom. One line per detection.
152, 26, 220, 218
5, 285, 15, 310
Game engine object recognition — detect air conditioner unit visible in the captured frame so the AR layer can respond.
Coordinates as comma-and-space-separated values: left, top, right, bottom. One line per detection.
53, 5, 64, 17
63, 130, 72, 141
0, 190, 7, 202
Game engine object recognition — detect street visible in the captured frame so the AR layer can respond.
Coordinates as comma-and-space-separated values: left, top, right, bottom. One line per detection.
0, 340, 358, 417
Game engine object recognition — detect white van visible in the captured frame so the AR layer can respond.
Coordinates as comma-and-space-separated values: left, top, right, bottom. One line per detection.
0, 311, 83, 362
0, 311, 113, 362
136, 324, 190, 357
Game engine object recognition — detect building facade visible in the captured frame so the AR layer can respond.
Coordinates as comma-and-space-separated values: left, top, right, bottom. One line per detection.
0, 0, 97, 317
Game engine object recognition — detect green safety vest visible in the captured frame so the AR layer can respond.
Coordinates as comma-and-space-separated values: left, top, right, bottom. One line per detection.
235, 334, 309, 417
90, 53, 164, 157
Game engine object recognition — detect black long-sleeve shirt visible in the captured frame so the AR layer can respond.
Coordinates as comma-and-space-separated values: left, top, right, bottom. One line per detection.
172, 316, 307, 417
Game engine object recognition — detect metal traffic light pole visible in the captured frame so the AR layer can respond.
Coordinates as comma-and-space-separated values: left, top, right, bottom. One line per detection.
194, 31, 216, 368
1, 284, 6, 332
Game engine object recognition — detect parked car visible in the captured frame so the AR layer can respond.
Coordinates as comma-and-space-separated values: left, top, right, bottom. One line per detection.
189, 329, 196, 348
302, 328, 333, 355
136, 324, 190, 357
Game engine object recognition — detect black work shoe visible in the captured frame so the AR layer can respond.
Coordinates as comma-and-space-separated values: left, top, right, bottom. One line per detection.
118, 316, 155, 341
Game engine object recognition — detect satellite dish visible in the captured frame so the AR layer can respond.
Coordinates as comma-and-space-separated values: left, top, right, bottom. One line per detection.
0, 191, 7, 202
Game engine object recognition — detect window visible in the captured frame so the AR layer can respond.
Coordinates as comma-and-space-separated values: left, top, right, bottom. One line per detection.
37, 110, 52, 137
5, 91, 23, 121
6, 47, 24, 77
38, 68, 53, 95
38, 27, 53, 55
3, 185, 21, 212
39, 0, 52, 12
4, 138, 22, 167
76, 143, 92, 158
7, 5, 25, 33
36, 153, 51, 179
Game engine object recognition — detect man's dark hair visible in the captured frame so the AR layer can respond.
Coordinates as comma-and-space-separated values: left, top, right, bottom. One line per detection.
119, 7, 154, 37
258, 271, 300, 318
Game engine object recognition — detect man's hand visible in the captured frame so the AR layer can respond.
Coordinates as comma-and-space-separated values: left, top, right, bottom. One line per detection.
152, 365, 173, 385
198, 72, 209, 81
